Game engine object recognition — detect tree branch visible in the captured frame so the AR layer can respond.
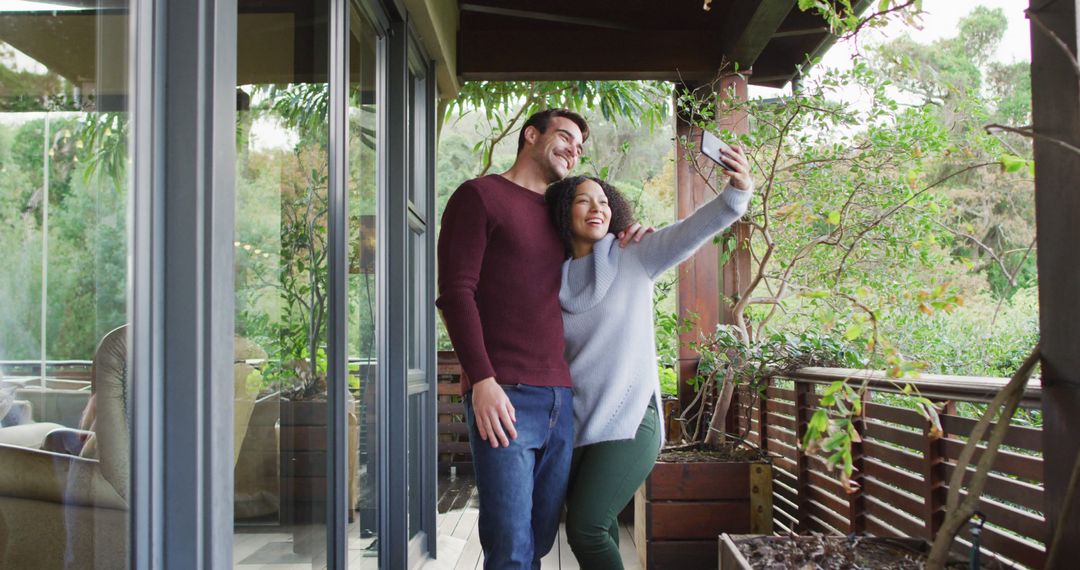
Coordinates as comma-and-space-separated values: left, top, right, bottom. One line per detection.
834, 162, 997, 282
478, 84, 537, 176
985, 122, 1080, 157
934, 221, 1018, 287
838, 0, 918, 40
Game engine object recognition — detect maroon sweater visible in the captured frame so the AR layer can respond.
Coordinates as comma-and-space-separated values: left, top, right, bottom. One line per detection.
436, 175, 571, 393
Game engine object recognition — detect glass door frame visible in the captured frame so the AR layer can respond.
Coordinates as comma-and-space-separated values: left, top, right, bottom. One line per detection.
130, 0, 241, 566
379, 10, 439, 569
128, 0, 439, 566
403, 28, 438, 565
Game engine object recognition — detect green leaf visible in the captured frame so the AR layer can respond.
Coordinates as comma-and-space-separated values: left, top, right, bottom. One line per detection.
1000, 153, 1028, 173
827, 210, 841, 225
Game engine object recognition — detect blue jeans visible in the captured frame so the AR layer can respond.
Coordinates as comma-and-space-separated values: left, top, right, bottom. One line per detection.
464, 384, 574, 570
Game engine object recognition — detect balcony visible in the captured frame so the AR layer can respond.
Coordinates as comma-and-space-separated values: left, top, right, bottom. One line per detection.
435, 353, 1046, 568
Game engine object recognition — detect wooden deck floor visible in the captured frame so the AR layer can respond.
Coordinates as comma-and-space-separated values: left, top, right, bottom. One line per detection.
424, 473, 642, 570
232, 472, 639, 569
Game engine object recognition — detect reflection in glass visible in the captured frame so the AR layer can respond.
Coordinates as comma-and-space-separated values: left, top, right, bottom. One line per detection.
0, 3, 131, 569
232, 2, 331, 567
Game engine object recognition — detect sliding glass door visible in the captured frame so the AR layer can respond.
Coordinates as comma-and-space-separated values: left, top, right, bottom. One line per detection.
229, 1, 436, 567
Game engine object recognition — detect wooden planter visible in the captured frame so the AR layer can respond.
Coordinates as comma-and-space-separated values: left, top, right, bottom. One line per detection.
280, 400, 330, 527
718, 534, 953, 569
635, 460, 772, 569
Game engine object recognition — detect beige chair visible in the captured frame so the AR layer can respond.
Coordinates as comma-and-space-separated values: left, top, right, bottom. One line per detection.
0, 326, 262, 568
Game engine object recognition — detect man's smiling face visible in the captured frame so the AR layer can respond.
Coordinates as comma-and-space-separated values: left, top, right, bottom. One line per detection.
528, 116, 584, 184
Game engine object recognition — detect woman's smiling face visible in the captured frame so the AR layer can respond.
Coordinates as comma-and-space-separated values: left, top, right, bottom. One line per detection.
570, 179, 612, 244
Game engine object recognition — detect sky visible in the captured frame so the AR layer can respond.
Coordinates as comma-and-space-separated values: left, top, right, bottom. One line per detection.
748, 0, 1031, 100
819, 0, 1030, 68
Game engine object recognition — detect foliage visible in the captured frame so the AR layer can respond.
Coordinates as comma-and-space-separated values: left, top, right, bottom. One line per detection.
232, 85, 334, 395
798, 0, 924, 38
275, 146, 331, 386
231, 82, 380, 395
0, 112, 128, 361
670, 6, 1036, 487
652, 277, 686, 396
678, 323, 868, 467
443, 80, 671, 177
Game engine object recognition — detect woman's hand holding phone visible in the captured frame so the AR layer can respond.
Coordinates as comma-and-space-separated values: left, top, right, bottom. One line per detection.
701, 131, 752, 190
718, 144, 751, 190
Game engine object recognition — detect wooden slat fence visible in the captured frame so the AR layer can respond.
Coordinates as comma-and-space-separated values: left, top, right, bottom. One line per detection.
735, 368, 1045, 569
437, 351, 472, 474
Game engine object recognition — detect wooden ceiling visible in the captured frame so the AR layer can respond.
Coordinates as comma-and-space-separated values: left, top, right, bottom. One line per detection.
0, 0, 858, 98
457, 0, 860, 88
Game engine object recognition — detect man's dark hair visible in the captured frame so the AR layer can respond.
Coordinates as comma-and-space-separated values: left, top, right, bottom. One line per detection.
545, 175, 636, 258
517, 108, 590, 154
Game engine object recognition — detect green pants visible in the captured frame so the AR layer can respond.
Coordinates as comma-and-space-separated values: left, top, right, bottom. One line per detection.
565, 400, 661, 569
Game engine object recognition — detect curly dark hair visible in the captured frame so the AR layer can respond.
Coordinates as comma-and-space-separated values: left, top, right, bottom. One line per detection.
545, 175, 636, 258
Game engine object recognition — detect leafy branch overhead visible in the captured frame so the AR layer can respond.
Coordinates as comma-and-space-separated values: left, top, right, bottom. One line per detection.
444, 81, 671, 176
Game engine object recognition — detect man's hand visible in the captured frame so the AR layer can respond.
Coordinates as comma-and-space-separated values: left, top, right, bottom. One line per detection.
470, 377, 517, 448
720, 145, 753, 190
617, 223, 656, 247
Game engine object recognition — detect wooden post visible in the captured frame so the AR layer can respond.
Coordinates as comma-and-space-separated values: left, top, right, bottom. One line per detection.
846, 410, 866, 534
756, 381, 769, 451
676, 76, 751, 412
1030, 1, 1080, 566
793, 380, 813, 532
920, 400, 952, 541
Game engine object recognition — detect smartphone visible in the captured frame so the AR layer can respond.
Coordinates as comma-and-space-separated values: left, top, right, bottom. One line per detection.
701, 130, 736, 171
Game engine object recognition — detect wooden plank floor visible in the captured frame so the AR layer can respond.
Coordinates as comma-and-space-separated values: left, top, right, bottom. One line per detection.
232, 473, 639, 569
425, 474, 642, 570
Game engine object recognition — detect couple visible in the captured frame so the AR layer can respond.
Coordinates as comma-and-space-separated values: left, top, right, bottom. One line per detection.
436, 109, 753, 569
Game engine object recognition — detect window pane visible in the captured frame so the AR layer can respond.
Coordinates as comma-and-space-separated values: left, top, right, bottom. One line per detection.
348, 8, 380, 568
233, 2, 330, 565
0, 4, 131, 568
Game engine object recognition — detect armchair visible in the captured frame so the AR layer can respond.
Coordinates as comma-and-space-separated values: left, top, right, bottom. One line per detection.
0, 326, 263, 568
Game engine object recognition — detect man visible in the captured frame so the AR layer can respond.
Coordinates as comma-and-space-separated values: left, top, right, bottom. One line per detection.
436, 109, 645, 568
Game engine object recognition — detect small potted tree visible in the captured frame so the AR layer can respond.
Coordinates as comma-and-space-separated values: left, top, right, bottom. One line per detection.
637, 325, 865, 568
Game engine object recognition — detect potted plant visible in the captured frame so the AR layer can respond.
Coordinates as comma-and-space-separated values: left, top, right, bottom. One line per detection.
636, 325, 864, 568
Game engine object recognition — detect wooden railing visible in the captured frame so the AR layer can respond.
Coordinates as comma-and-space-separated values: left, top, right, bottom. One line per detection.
437, 351, 473, 473
0, 360, 93, 381
434, 352, 1046, 566
735, 367, 1045, 569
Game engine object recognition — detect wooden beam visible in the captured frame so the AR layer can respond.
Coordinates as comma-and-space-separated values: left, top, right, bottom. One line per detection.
771, 26, 828, 38
676, 76, 750, 412
1030, 0, 1080, 567
720, 0, 796, 68
458, 3, 637, 31
459, 29, 726, 81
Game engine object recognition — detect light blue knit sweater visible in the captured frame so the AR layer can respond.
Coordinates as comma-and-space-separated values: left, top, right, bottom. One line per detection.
560, 182, 753, 447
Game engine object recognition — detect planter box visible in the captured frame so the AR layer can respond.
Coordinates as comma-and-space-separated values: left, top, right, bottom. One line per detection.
718, 534, 958, 569
280, 400, 330, 525
635, 460, 772, 569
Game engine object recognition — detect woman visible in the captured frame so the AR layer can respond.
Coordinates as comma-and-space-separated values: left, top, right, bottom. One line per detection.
545, 145, 753, 568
